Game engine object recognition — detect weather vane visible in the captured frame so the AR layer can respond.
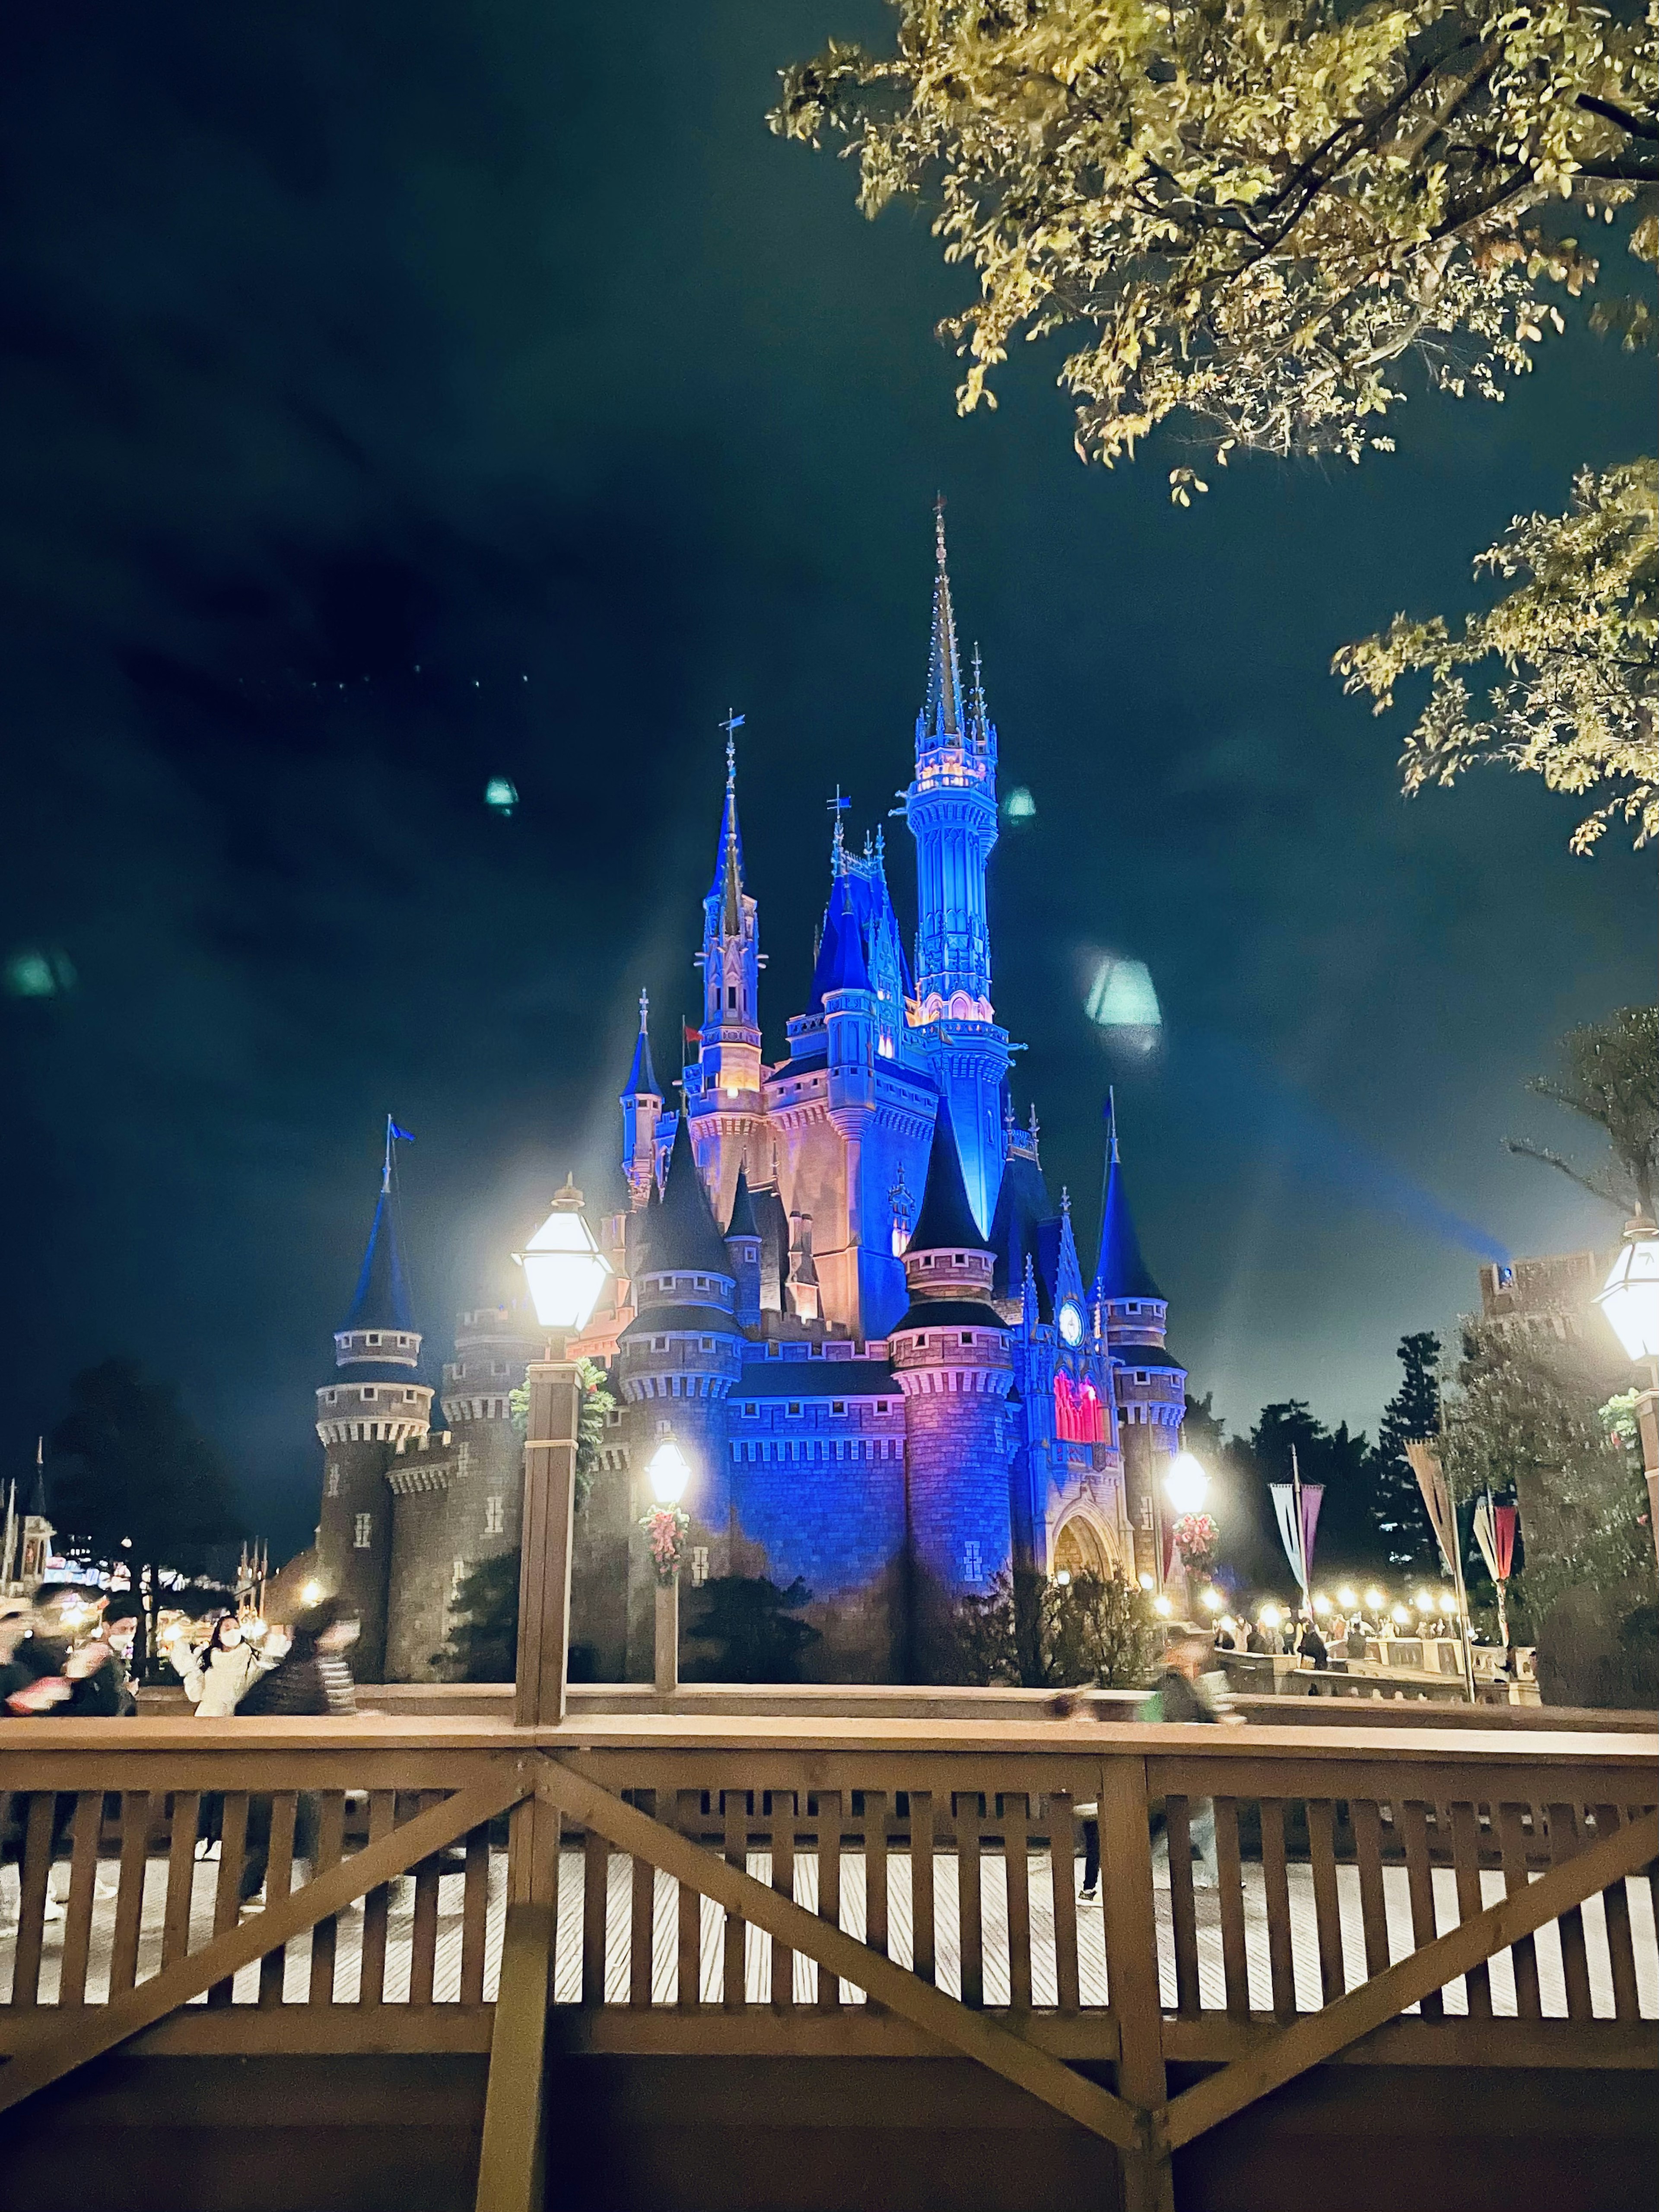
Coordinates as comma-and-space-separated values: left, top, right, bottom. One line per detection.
719, 708, 745, 790
826, 785, 852, 871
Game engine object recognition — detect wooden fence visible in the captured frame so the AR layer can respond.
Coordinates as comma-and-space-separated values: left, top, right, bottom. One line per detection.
1, 1713, 1654, 2212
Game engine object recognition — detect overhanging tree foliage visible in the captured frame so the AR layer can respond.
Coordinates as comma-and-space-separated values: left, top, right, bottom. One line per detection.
773, 1, 1659, 849
1503, 1001, 1659, 1215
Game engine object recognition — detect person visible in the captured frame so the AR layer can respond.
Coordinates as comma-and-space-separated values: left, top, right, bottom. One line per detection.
102, 1604, 141, 1715
5, 1585, 127, 1716
168, 1612, 279, 1716
235, 1601, 361, 1907
1212, 1621, 1236, 1653
1245, 1618, 1268, 1655
1298, 1617, 1329, 1671
1345, 1616, 1369, 1662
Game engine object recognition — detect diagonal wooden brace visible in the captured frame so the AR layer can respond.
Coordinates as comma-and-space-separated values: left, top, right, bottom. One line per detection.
1160, 1805, 1659, 2152
538, 1756, 1144, 2152
0, 1764, 534, 2117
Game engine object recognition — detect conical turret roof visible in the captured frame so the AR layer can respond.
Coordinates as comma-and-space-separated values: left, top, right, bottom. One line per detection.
622, 991, 661, 1100
343, 1183, 418, 1333
919, 501, 965, 744
651, 1114, 733, 1278
725, 1166, 759, 1241
909, 1097, 985, 1254
1093, 1106, 1163, 1303
807, 872, 871, 1007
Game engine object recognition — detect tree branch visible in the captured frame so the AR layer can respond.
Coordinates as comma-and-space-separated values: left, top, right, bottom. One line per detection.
1575, 93, 1659, 143
1502, 1138, 1631, 1213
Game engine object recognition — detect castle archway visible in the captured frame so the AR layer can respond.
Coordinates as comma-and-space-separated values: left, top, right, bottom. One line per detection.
1052, 1512, 1115, 1581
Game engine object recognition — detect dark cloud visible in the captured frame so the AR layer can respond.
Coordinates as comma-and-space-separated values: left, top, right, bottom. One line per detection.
0, 2, 1649, 1549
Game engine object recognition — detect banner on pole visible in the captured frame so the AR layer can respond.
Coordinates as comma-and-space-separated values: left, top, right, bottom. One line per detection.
1404, 1440, 1457, 1575
1268, 1481, 1323, 1593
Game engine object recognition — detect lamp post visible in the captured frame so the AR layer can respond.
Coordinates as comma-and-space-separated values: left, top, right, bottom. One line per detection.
1163, 1451, 1215, 1600
643, 1438, 692, 1697
511, 1175, 611, 1729
1594, 1213, 1659, 1569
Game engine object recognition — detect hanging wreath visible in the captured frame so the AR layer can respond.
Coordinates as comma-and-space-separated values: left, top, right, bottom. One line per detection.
641, 1502, 690, 1585
1172, 1512, 1219, 1567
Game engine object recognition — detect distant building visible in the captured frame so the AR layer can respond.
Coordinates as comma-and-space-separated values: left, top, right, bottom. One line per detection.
1477, 1251, 1608, 1345
286, 515, 1189, 1679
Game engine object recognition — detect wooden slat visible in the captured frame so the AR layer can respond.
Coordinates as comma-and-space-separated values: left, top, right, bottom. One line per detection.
1306, 1799, 1345, 2004
1497, 1802, 1542, 2022
1096, 1756, 1171, 2212
0, 1768, 531, 2123
474, 1901, 553, 2212
722, 1791, 747, 2012
1591, 1806, 1641, 2023
1546, 1803, 1594, 2022
676, 1790, 701, 2008
1047, 1792, 1080, 2017
109, 1792, 150, 1997
1399, 1800, 1443, 2019
308, 1793, 346, 2006
910, 1790, 934, 1987
1351, 1799, 1390, 1982
161, 1791, 200, 1971
1449, 1802, 1492, 2019
1162, 1795, 1198, 2021
537, 1758, 1140, 2154
629, 1790, 656, 2008
207, 1792, 250, 2007
864, 1790, 889, 1964
1213, 1796, 1249, 2021
57, 1792, 103, 2007
1258, 1797, 1296, 2021
1002, 1793, 1032, 2015
257, 1793, 299, 2009
408, 1791, 444, 2008
460, 1820, 491, 2008
957, 1790, 983, 2009
582, 1823, 609, 2006
358, 1791, 397, 2008
816, 1789, 842, 2012
11, 1795, 56, 2007
1162, 1806, 1659, 2155
770, 1791, 796, 2011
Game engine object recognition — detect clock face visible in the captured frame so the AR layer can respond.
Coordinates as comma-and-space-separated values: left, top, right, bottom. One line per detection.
1058, 1299, 1084, 1348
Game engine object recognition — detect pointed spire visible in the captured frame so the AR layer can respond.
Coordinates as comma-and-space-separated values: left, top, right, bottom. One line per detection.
709, 711, 747, 935
920, 496, 965, 744
29, 1437, 48, 1522
808, 870, 871, 1007
826, 786, 851, 875
343, 1160, 418, 1334
623, 987, 661, 1100
650, 1113, 733, 1278
725, 1165, 759, 1242
966, 642, 995, 752
1093, 1100, 1163, 1303
908, 1096, 985, 1254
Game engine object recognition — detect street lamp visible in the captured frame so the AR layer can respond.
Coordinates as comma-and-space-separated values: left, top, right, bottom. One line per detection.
643, 1437, 692, 1697
1163, 1451, 1217, 1594
1164, 1452, 1211, 1517
1594, 1213, 1659, 1565
509, 1176, 612, 1729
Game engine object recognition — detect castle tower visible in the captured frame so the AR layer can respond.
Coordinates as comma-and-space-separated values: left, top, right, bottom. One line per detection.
314, 1151, 433, 1678
620, 989, 663, 1209
888, 1099, 1013, 1661
615, 1112, 744, 1674
725, 1168, 763, 1328
818, 868, 879, 1328
902, 509, 1011, 1232
1092, 1100, 1185, 1587
690, 727, 766, 1227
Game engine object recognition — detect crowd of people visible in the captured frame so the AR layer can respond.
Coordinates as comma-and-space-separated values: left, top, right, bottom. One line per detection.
1, 1585, 364, 1917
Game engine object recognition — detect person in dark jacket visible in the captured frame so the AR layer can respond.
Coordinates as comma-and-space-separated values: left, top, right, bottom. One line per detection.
236, 1600, 361, 1905
4, 1586, 126, 1717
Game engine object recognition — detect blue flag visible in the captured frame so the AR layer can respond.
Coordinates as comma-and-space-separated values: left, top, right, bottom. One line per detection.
389, 1121, 415, 1144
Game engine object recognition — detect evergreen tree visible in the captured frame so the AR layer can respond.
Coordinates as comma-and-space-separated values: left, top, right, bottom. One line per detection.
1247, 1401, 1383, 1581
432, 1550, 520, 1682
687, 1575, 820, 1683
1370, 1333, 1444, 1575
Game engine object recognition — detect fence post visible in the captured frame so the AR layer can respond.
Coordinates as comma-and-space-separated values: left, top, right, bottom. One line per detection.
1099, 1752, 1172, 2212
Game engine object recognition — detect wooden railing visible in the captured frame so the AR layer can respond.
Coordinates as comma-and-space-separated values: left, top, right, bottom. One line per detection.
2, 1713, 1655, 2211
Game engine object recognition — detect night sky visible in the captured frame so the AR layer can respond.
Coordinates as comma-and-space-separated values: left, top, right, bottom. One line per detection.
1, 4, 1650, 1558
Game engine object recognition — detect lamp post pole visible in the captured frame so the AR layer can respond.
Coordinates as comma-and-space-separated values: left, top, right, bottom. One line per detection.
655, 1571, 679, 1698
514, 1342, 580, 1729
1637, 1362, 1659, 1573
1593, 1214, 1659, 1575
643, 1436, 691, 1703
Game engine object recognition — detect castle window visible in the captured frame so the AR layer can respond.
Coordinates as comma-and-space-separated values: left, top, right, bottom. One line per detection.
492, 1362, 507, 1376
353, 1513, 373, 1550
404, 1389, 417, 1402
653, 1337, 667, 1352
325, 1466, 340, 1497
694, 1275, 709, 1290
362, 1387, 377, 1402
743, 1402, 756, 1417
961, 1332, 974, 1346
689, 1546, 710, 1588
727, 985, 737, 1010
962, 1540, 983, 1583
877, 1401, 889, 1414
787, 1402, 801, 1417
367, 1332, 381, 1345
832, 1402, 845, 1416
483, 1495, 505, 1536
699, 1337, 714, 1351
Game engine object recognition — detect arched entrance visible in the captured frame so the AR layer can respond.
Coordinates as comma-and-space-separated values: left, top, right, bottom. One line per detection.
1052, 1513, 1114, 1580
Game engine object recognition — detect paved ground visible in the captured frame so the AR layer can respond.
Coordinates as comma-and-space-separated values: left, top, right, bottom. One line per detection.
3, 1848, 1653, 2018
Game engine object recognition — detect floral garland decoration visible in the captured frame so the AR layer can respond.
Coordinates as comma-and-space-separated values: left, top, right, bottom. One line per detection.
641, 1502, 690, 1586
1172, 1512, 1219, 1567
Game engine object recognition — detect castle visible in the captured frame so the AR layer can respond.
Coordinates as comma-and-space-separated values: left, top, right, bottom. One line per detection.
295, 517, 1188, 1681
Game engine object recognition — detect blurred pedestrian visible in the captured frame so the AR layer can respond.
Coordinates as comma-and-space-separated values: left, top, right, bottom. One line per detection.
235, 1601, 360, 1908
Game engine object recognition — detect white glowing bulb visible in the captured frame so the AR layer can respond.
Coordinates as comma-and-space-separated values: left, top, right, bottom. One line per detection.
1054, 1568, 1071, 1587
1163, 1452, 1211, 1516
1258, 1603, 1282, 1629
647, 1438, 691, 1507
1365, 1587, 1386, 1612
1199, 1587, 1223, 1612
301, 1580, 323, 1607
1138, 1572, 1155, 1592
1414, 1590, 1434, 1613
1312, 1592, 1332, 1616
1391, 1603, 1411, 1625
515, 1177, 612, 1332
1153, 1593, 1173, 1617
1336, 1585, 1358, 1608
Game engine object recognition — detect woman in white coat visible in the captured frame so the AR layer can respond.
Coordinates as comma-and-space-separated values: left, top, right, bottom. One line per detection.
170, 1613, 277, 1716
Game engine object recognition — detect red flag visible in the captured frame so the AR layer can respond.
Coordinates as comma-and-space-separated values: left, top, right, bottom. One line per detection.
1493, 1504, 1517, 1582
683, 1022, 700, 1050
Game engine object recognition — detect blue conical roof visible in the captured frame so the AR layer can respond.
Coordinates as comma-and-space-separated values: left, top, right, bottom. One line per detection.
343, 1184, 418, 1333
807, 874, 871, 1008
622, 997, 660, 1100
725, 1166, 759, 1241
650, 1113, 733, 1278
909, 1097, 984, 1254
990, 1149, 1054, 1305
1093, 1140, 1163, 1303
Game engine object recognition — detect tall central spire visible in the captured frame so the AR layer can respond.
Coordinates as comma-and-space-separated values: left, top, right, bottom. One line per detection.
920, 495, 965, 744
711, 712, 747, 936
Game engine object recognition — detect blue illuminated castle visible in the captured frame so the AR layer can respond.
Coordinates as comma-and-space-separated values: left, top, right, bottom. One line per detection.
301, 515, 1187, 1681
